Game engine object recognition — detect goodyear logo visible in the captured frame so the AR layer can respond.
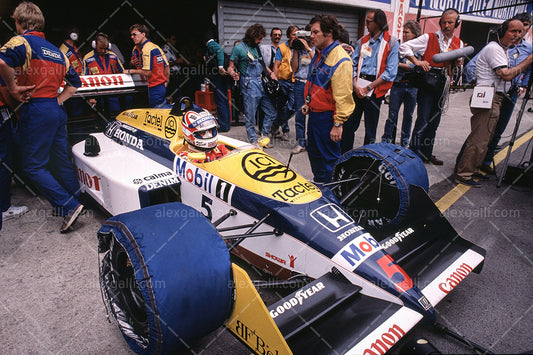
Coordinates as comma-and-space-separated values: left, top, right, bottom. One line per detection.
242, 152, 296, 183
165, 115, 177, 138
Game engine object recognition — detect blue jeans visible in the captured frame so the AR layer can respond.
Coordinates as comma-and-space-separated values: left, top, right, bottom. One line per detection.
148, 83, 167, 108
482, 90, 518, 166
410, 89, 442, 160
307, 110, 340, 183
272, 79, 295, 133
341, 94, 383, 154
0, 116, 12, 226
209, 75, 231, 131
20, 99, 81, 216
382, 83, 417, 147
294, 80, 307, 147
241, 76, 276, 143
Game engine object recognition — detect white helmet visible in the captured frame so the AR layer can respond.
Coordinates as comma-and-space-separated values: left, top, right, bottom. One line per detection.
181, 108, 218, 151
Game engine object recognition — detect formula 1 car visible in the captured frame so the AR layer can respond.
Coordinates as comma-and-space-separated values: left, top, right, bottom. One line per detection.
72, 95, 486, 354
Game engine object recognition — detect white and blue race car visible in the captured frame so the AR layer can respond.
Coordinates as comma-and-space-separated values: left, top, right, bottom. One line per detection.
72, 94, 486, 355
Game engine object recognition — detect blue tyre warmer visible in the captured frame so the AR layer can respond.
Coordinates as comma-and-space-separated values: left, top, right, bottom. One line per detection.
332, 143, 428, 229
97, 202, 233, 354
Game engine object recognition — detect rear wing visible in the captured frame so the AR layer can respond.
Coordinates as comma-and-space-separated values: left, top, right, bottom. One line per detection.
60, 73, 148, 98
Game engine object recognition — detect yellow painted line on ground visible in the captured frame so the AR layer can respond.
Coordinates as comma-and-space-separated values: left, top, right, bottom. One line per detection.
435, 127, 533, 213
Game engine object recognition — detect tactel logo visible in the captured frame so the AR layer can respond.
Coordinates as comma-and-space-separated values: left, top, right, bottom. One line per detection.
242, 152, 296, 183
311, 203, 354, 232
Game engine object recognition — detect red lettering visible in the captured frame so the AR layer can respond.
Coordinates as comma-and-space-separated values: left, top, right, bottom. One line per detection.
359, 241, 373, 252
438, 263, 473, 294
377, 255, 413, 293
101, 76, 112, 86
363, 324, 405, 355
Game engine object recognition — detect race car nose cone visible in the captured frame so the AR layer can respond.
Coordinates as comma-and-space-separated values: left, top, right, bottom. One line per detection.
84, 135, 101, 156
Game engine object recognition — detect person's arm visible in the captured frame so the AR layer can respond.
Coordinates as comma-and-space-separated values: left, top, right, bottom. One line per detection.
400, 34, 431, 71
362, 40, 399, 96
0, 59, 35, 102
330, 58, 355, 142
57, 85, 77, 105
495, 54, 533, 81
227, 60, 239, 81
291, 49, 299, 73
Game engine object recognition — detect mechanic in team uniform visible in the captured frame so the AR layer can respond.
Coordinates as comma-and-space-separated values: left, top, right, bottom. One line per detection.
0, 1, 84, 233
178, 108, 228, 163
126, 24, 169, 108
0, 77, 28, 230
59, 27, 84, 116
83, 32, 124, 114
303, 14, 354, 183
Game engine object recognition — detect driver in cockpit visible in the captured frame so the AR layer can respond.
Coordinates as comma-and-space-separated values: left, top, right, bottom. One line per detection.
180, 108, 228, 162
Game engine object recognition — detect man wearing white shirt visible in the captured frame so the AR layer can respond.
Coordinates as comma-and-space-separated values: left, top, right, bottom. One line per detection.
399, 8, 463, 165
455, 19, 532, 187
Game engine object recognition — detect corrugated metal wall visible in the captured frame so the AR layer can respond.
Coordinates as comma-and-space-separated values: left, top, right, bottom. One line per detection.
217, 0, 360, 52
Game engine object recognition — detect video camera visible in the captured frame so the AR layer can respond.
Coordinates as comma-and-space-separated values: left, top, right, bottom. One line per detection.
290, 30, 311, 50
295, 30, 311, 38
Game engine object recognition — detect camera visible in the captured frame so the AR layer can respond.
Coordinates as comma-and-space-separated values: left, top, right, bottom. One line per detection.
295, 30, 311, 38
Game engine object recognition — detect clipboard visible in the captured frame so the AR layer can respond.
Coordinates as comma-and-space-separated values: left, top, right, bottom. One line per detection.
470, 86, 494, 109
357, 77, 374, 97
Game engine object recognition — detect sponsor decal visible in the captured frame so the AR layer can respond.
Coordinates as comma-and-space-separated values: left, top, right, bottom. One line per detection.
143, 111, 164, 131
418, 296, 432, 311
311, 204, 354, 232
265, 252, 286, 265
77, 168, 101, 191
332, 233, 381, 271
156, 55, 164, 63
175, 158, 233, 202
234, 320, 282, 355
269, 282, 325, 318
242, 152, 296, 183
122, 111, 138, 120
337, 225, 364, 242
271, 181, 317, 202
363, 324, 405, 355
438, 263, 473, 294
378, 163, 396, 185
380, 227, 414, 249
288, 255, 296, 268
140, 176, 180, 191
133, 171, 173, 184
41, 47, 61, 60
165, 115, 177, 138
113, 127, 144, 150
80, 75, 124, 88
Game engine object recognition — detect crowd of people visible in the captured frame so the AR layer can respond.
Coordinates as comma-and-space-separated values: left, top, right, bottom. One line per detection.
0, 1, 532, 232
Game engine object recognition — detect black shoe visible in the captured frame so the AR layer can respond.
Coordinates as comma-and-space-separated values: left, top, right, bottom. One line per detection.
480, 165, 495, 175
455, 177, 481, 188
60, 204, 84, 233
472, 173, 490, 180
423, 155, 443, 165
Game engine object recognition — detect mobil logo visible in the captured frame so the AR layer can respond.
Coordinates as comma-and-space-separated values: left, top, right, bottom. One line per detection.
174, 159, 214, 193
332, 233, 382, 271
310, 203, 354, 232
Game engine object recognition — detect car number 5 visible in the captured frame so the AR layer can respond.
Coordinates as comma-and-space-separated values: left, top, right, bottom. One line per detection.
201, 195, 213, 220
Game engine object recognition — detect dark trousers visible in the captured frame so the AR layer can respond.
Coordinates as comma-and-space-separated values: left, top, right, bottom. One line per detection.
20, 99, 81, 216
409, 89, 443, 160
341, 94, 383, 154
307, 110, 340, 183
209, 75, 231, 132
0, 116, 13, 231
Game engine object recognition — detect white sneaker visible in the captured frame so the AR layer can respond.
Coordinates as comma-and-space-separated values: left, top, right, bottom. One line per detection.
2, 205, 29, 221
291, 145, 306, 154
60, 204, 84, 233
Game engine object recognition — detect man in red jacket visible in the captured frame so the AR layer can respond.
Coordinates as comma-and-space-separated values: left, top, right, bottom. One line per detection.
400, 8, 463, 165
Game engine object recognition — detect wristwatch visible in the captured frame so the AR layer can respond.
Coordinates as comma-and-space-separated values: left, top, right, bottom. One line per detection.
333, 122, 343, 127
366, 85, 372, 91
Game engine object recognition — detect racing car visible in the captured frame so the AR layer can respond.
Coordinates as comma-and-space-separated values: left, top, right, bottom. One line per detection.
71, 93, 486, 354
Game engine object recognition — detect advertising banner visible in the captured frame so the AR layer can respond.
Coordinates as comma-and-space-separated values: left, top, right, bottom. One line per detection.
408, 0, 532, 22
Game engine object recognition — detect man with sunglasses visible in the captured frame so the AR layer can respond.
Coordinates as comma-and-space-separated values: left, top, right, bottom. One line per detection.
127, 24, 169, 108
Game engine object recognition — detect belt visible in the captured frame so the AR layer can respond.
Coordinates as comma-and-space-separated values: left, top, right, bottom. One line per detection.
295, 78, 306, 83
359, 73, 376, 81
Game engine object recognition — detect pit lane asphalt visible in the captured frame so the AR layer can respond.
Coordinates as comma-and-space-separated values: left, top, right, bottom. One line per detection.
1, 89, 532, 354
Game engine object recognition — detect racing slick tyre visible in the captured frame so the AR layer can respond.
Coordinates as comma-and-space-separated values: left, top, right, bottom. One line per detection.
331, 143, 428, 230
97, 202, 233, 354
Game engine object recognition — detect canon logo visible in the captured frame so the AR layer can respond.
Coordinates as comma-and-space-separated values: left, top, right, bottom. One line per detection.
438, 263, 473, 294
363, 324, 405, 355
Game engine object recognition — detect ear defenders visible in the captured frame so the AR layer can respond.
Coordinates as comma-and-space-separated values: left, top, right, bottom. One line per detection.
92, 33, 112, 50
440, 8, 461, 28
69, 32, 78, 41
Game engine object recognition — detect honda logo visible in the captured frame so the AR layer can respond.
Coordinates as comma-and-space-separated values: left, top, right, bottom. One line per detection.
310, 204, 354, 232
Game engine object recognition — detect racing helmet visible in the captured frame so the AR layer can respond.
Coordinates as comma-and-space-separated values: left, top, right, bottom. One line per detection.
181, 108, 218, 151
